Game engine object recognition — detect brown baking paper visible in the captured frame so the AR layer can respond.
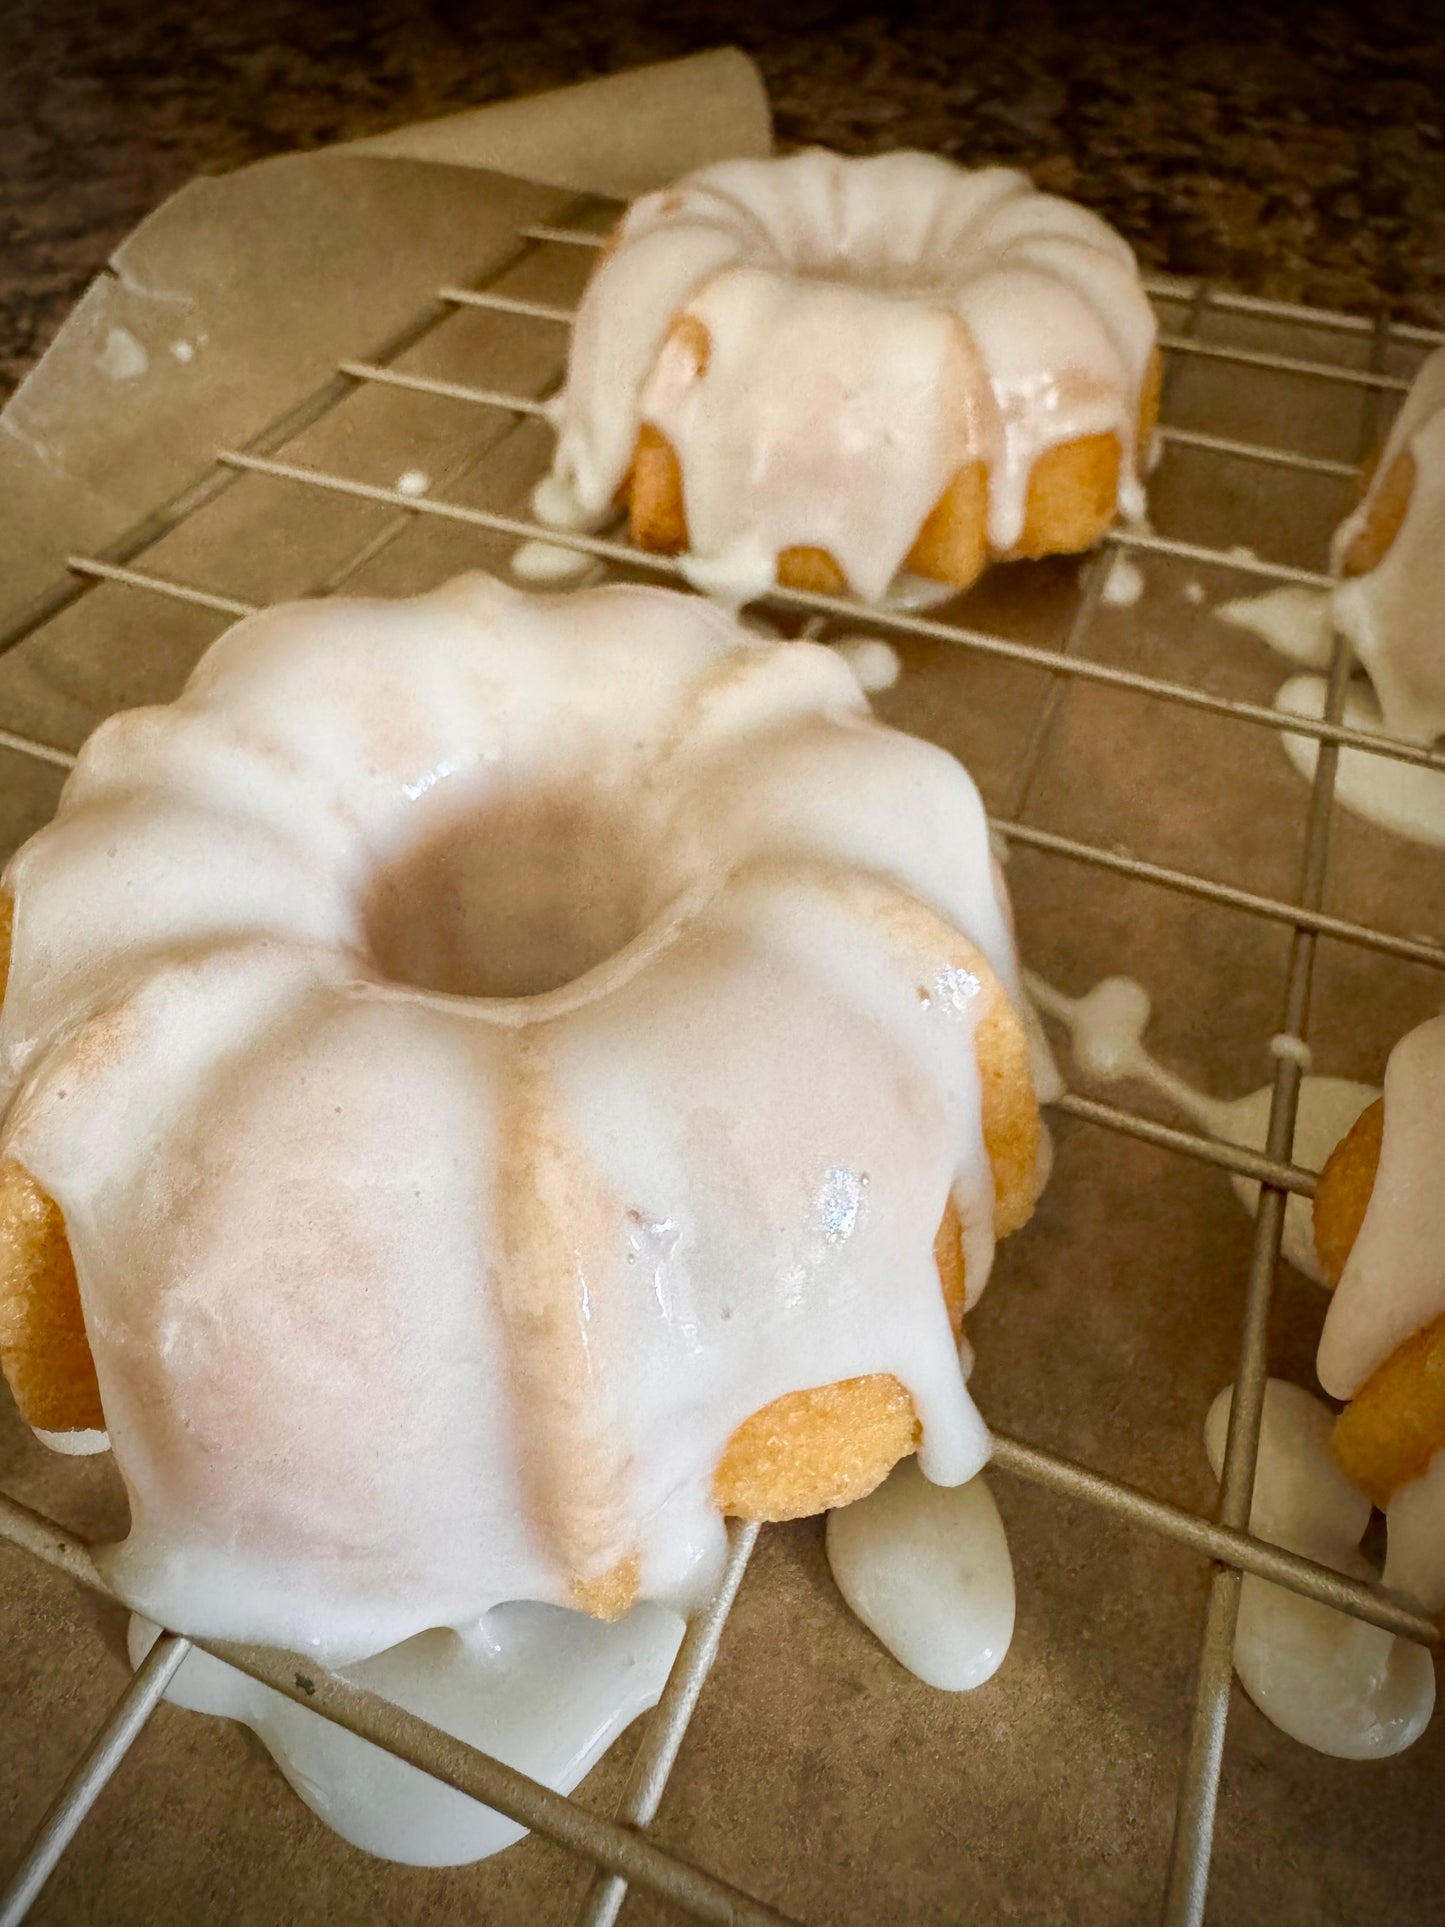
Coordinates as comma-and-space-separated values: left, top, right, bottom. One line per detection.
0, 49, 770, 642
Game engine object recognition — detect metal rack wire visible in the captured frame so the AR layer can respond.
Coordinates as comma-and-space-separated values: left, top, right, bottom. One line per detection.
0, 202, 1442, 1927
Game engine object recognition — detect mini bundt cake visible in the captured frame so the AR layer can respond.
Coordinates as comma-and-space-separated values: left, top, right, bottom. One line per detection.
1332, 346, 1445, 746
0, 574, 1043, 1662
1314, 1014, 1445, 1615
540, 149, 1161, 605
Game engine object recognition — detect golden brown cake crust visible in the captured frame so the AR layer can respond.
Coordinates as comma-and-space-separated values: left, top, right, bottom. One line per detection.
777, 546, 849, 596
1312, 1096, 1383, 1287
0, 890, 107, 1437
570, 1554, 641, 1622
1001, 433, 1122, 561
0, 1158, 104, 1434
1333, 1310, 1445, 1510
629, 422, 690, 552
714, 1370, 923, 1521
1339, 449, 1416, 579
966, 963, 1043, 1240
905, 461, 990, 591
1137, 344, 1163, 458
1314, 1094, 1445, 1508
933, 1194, 967, 1339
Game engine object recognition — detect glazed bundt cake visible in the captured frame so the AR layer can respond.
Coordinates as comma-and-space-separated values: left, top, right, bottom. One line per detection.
1314, 1014, 1445, 1615
1331, 346, 1445, 746
540, 149, 1161, 605
0, 574, 1043, 1661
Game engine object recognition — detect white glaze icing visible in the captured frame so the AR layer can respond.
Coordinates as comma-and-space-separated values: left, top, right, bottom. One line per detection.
1331, 348, 1445, 746
98, 326, 148, 382
881, 573, 965, 613
1026, 972, 1377, 1284
543, 150, 1156, 604
529, 472, 605, 533
1216, 586, 1334, 668
510, 539, 594, 584
32, 1424, 109, 1456
129, 1601, 683, 1864
1269, 1032, 1313, 1072
1276, 673, 1445, 849
826, 1457, 1014, 1691
1205, 1381, 1434, 1758
1318, 1014, 1445, 1399
831, 637, 901, 693
1385, 1453, 1445, 1614
1100, 553, 1144, 607
4, 573, 1033, 1674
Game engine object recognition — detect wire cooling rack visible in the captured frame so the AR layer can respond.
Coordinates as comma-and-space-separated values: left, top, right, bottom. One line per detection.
1, 189, 1443, 1927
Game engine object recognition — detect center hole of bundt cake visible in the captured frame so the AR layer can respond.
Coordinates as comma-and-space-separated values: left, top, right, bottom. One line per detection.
362, 785, 651, 999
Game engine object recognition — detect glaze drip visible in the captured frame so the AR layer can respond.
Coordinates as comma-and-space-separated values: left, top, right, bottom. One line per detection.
1205, 1381, 1434, 1758
1025, 971, 1376, 1284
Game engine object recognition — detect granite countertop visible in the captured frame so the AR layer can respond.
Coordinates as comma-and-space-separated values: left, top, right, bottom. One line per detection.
2, 0, 1443, 401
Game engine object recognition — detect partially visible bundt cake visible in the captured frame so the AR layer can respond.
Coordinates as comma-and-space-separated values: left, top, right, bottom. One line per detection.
540, 149, 1160, 605
1314, 1014, 1445, 1615
0, 574, 1043, 1661
1332, 346, 1445, 746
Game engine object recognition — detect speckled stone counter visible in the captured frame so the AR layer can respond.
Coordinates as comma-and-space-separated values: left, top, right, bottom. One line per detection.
2, 1, 1443, 399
